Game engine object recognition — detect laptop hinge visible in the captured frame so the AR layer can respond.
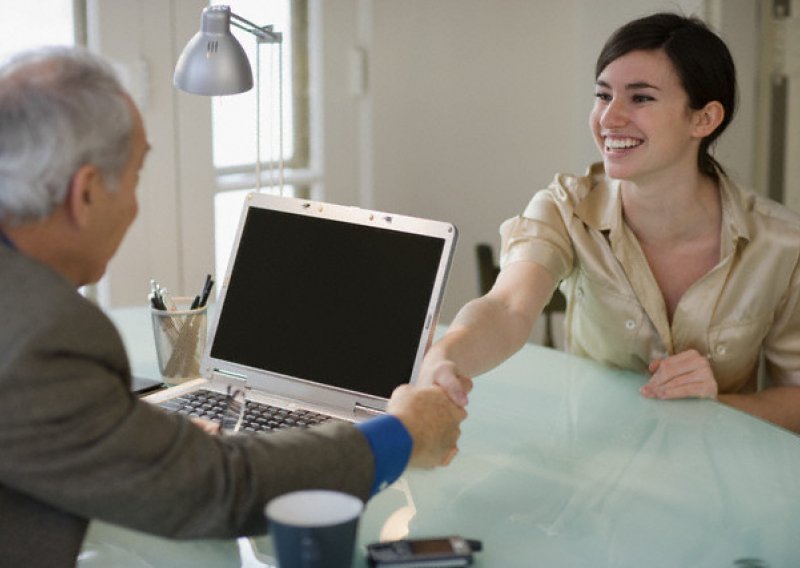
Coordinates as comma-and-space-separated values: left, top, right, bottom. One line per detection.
353, 402, 385, 419
213, 368, 248, 385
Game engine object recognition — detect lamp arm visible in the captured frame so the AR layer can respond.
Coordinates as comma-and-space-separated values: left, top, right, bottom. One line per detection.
230, 13, 282, 44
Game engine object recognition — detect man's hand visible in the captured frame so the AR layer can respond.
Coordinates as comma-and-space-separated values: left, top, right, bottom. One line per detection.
191, 417, 221, 434
641, 349, 718, 400
387, 384, 467, 468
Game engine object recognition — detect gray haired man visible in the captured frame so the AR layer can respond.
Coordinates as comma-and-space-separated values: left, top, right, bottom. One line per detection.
0, 47, 465, 568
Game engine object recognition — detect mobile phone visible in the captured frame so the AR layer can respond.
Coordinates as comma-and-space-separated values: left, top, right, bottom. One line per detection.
366, 536, 481, 567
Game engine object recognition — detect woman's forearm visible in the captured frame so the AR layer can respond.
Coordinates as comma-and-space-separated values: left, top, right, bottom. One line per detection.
428, 260, 556, 379
719, 386, 800, 434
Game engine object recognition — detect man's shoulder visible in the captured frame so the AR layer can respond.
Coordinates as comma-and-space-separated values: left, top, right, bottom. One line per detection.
1, 246, 81, 314
0, 247, 111, 349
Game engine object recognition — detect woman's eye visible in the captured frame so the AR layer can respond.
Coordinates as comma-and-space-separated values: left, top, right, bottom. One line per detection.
632, 94, 654, 103
594, 92, 611, 102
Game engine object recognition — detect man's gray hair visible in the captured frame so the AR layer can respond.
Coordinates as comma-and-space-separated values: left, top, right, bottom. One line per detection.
0, 46, 133, 224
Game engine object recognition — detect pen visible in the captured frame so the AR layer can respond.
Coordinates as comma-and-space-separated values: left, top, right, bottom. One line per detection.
149, 280, 167, 310
199, 274, 214, 307
189, 274, 213, 310
159, 286, 177, 311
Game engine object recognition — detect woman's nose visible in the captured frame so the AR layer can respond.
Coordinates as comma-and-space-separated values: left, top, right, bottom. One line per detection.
600, 98, 628, 128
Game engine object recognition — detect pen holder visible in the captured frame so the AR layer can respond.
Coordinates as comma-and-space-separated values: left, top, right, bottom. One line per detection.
150, 297, 208, 384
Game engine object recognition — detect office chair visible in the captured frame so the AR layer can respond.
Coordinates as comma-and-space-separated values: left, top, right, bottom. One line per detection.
475, 243, 566, 348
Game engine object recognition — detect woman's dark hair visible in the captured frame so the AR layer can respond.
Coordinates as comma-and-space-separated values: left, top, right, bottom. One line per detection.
595, 13, 737, 178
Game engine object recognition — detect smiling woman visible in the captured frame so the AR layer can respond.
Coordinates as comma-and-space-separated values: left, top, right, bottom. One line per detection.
419, 11, 800, 436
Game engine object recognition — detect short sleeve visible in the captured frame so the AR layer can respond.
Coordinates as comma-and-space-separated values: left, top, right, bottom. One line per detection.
499, 187, 574, 283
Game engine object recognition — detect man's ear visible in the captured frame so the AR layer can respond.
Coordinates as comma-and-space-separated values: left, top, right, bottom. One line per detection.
692, 101, 725, 138
65, 164, 100, 228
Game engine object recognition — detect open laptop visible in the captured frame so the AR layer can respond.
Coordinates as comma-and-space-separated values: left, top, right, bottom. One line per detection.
145, 193, 457, 428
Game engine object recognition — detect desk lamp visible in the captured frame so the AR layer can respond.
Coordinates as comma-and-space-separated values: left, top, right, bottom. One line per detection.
173, 4, 283, 192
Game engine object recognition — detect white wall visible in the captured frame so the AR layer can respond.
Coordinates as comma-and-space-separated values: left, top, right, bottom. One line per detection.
318, 0, 761, 322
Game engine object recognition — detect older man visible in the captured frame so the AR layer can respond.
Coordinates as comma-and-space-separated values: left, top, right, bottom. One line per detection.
0, 47, 465, 568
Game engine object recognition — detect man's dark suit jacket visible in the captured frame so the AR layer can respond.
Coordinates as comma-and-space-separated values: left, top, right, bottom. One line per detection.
0, 244, 374, 568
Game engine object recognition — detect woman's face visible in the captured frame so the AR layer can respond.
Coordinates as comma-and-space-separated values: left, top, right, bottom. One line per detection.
590, 49, 702, 184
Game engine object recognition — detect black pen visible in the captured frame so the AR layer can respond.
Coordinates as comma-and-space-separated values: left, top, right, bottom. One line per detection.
191, 274, 213, 309
199, 276, 214, 307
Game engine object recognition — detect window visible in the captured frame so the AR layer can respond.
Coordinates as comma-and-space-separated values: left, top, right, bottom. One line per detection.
0, 0, 77, 60
212, 0, 310, 285
212, 0, 299, 173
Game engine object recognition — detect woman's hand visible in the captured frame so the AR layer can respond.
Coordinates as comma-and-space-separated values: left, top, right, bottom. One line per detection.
417, 355, 473, 408
641, 349, 718, 400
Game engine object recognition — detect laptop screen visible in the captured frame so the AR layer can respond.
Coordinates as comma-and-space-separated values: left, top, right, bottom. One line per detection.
209, 205, 447, 399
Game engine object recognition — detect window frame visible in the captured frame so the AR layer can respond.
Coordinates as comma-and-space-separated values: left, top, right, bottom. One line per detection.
213, 0, 313, 196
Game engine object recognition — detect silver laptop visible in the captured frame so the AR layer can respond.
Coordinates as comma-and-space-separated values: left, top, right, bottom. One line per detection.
146, 193, 457, 427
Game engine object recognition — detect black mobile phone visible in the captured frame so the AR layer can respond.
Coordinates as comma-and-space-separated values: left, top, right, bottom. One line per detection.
366, 536, 481, 567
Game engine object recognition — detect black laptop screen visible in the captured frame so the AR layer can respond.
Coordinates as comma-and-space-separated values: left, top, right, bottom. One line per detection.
210, 207, 445, 398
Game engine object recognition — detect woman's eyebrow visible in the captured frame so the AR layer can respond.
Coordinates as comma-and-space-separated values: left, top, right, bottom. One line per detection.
595, 79, 660, 90
625, 81, 659, 90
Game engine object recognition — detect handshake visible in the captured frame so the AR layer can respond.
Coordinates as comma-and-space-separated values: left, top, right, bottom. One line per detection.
387, 357, 473, 469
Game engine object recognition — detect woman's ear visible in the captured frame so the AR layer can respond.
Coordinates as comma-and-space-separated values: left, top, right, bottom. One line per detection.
65, 164, 100, 228
692, 101, 725, 138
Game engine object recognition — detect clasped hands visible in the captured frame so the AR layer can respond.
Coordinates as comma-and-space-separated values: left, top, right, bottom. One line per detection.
400, 358, 473, 468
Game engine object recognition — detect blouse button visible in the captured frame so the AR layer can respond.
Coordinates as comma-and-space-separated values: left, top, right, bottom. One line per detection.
577, 287, 584, 299
716, 345, 727, 356
625, 319, 636, 331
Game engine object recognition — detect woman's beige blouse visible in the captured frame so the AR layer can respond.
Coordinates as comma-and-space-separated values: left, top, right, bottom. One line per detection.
500, 163, 800, 393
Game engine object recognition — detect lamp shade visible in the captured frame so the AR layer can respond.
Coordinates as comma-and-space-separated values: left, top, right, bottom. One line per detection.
173, 5, 253, 95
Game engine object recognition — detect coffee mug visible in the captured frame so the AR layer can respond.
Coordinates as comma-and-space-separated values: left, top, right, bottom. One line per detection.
265, 490, 364, 568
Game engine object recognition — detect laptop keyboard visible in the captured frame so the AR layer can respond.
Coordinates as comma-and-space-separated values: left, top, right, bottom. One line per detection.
158, 389, 341, 433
